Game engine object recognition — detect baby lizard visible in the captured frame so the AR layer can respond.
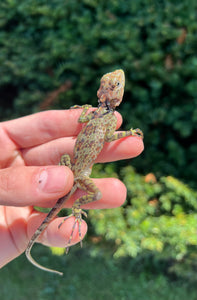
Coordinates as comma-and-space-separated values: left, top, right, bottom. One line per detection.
25, 69, 143, 275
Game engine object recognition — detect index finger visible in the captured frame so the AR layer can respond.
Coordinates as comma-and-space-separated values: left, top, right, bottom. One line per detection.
2, 110, 123, 148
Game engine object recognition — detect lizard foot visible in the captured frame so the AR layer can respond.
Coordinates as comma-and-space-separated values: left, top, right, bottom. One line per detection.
58, 208, 87, 254
130, 128, 144, 138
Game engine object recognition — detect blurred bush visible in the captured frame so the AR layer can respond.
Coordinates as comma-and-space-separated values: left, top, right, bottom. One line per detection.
90, 165, 197, 259
0, 0, 197, 279
90, 165, 197, 280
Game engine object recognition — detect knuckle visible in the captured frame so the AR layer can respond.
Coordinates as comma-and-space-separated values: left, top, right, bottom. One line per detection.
0, 169, 17, 192
0, 168, 19, 193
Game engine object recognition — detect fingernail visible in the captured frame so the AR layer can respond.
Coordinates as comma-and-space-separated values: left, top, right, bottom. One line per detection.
38, 166, 68, 193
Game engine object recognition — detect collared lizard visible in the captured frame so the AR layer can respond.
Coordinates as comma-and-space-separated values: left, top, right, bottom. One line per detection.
25, 69, 143, 275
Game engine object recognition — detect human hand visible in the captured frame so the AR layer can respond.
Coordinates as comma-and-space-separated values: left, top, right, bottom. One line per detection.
0, 109, 144, 268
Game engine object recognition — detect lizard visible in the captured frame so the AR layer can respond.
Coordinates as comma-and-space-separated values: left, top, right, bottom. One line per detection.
25, 69, 143, 276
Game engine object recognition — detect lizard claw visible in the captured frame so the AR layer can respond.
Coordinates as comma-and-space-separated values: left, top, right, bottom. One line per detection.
130, 128, 144, 138
58, 208, 87, 254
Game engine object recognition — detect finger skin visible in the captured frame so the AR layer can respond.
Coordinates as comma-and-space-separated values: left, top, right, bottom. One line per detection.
0, 206, 87, 267
0, 177, 126, 267
0, 163, 126, 209
27, 213, 88, 248
22, 135, 144, 166
26, 178, 126, 247
0, 206, 31, 267
29, 177, 126, 208
2, 110, 122, 148
0, 166, 74, 206
64, 178, 127, 209
27, 178, 126, 248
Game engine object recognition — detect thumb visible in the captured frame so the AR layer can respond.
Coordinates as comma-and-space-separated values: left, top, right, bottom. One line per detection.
0, 166, 74, 207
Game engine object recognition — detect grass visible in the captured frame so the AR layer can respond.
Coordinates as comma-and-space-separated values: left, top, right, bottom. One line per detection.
0, 244, 196, 300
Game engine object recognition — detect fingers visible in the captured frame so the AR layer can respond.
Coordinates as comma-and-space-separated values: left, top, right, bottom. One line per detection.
27, 213, 88, 248
34, 177, 126, 208
1, 178, 126, 255
0, 206, 32, 267
26, 177, 126, 248
22, 135, 144, 166
99, 135, 144, 162
0, 164, 126, 209
2, 110, 122, 148
0, 206, 87, 265
65, 178, 127, 209
0, 166, 74, 207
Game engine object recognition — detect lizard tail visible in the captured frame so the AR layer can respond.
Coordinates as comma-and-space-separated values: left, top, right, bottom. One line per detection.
25, 226, 64, 276
25, 185, 77, 276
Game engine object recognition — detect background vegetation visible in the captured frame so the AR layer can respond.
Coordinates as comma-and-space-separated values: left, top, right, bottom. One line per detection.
1, 247, 197, 300
0, 0, 197, 296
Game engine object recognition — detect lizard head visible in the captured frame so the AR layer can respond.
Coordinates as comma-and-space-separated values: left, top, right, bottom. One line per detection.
97, 69, 125, 110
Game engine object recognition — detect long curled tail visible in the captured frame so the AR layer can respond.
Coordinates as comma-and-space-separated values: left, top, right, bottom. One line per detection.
25, 185, 77, 276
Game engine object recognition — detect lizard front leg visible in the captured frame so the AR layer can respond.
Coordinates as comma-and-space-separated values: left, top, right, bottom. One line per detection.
71, 104, 94, 123
59, 177, 102, 253
105, 127, 143, 142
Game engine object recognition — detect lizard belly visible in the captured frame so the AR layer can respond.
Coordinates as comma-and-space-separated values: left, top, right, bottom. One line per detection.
72, 121, 106, 176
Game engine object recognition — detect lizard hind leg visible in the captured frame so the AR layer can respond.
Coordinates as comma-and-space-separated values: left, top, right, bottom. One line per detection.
60, 177, 102, 253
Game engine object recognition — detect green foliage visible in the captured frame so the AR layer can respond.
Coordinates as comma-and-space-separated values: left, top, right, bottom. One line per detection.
0, 0, 197, 184
90, 165, 197, 275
